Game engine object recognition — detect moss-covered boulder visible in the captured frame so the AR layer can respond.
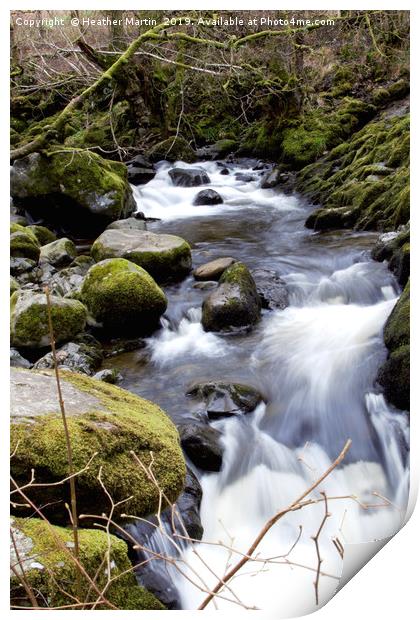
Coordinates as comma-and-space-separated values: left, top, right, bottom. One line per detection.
10, 276, 20, 296
371, 226, 410, 286
26, 225, 57, 246
377, 281, 410, 410
10, 151, 136, 235
10, 290, 87, 348
80, 258, 167, 334
147, 136, 196, 163
10, 517, 164, 609
202, 262, 261, 333
10, 223, 40, 261
10, 368, 186, 522
91, 229, 192, 283
39, 237, 77, 268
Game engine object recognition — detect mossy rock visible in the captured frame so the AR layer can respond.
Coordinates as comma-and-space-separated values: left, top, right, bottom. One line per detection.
91, 229, 192, 283
80, 258, 167, 334
147, 136, 196, 163
10, 151, 136, 235
202, 262, 261, 333
377, 281, 409, 410
39, 238, 77, 268
10, 517, 164, 609
10, 290, 87, 348
26, 225, 57, 246
10, 368, 186, 523
10, 223, 40, 261
10, 276, 20, 296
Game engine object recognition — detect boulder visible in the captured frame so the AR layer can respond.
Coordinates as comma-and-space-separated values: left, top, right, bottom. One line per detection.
251, 268, 290, 310
125, 154, 156, 185
33, 340, 103, 375
202, 262, 261, 333
93, 368, 122, 384
10, 276, 19, 296
10, 517, 164, 609
305, 206, 357, 231
371, 227, 410, 286
10, 348, 32, 369
193, 257, 236, 281
10, 223, 40, 261
39, 238, 77, 268
106, 217, 147, 231
26, 225, 57, 246
80, 258, 167, 335
187, 381, 263, 419
10, 368, 186, 522
179, 423, 223, 472
147, 136, 196, 164
10, 290, 87, 349
235, 172, 255, 183
260, 166, 290, 189
193, 189, 223, 206
220, 168, 230, 175
10, 257, 37, 277
169, 167, 210, 187
10, 151, 135, 235
91, 229, 192, 283
377, 281, 410, 410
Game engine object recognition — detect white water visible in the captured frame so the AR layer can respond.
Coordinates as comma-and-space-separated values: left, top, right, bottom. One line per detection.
128, 160, 409, 613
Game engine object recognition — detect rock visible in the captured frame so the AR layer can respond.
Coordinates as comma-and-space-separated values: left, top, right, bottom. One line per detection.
39, 238, 77, 268
372, 226, 410, 286
10, 348, 32, 369
10, 517, 164, 609
10, 257, 36, 277
235, 172, 255, 182
195, 139, 237, 160
202, 262, 261, 333
305, 206, 357, 231
126, 154, 156, 185
26, 225, 57, 246
193, 257, 237, 281
10, 276, 19, 296
179, 423, 223, 471
48, 268, 84, 298
10, 151, 135, 236
251, 268, 289, 310
10, 223, 40, 261
377, 281, 409, 410
193, 281, 218, 291
175, 468, 203, 539
91, 229, 192, 283
10, 368, 186, 522
106, 217, 147, 231
10, 291, 87, 349
260, 166, 290, 189
80, 258, 167, 335
193, 189, 223, 206
93, 368, 122, 384
220, 168, 230, 175
168, 167, 210, 187
33, 340, 103, 375
147, 136, 196, 163
187, 381, 263, 419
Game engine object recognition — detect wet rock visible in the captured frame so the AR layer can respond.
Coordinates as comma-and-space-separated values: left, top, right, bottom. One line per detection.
193, 257, 236, 281
260, 166, 290, 189
126, 154, 156, 185
179, 423, 223, 471
39, 238, 77, 268
220, 167, 230, 175
33, 340, 103, 375
305, 206, 357, 231
10, 290, 87, 349
107, 217, 147, 231
372, 226, 410, 286
91, 229, 192, 283
176, 468, 203, 540
187, 381, 263, 419
251, 268, 289, 310
377, 281, 409, 410
168, 167, 210, 187
192, 281, 218, 290
93, 368, 122, 384
10, 257, 36, 277
202, 262, 261, 333
10, 348, 32, 369
80, 258, 167, 335
10, 151, 135, 236
235, 172, 255, 183
193, 189, 223, 206
195, 139, 237, 160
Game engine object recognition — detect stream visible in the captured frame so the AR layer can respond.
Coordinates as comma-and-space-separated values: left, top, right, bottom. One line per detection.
107, 160, 409, 613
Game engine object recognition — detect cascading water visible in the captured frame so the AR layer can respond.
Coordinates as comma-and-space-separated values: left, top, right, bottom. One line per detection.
113, 159, 409, 613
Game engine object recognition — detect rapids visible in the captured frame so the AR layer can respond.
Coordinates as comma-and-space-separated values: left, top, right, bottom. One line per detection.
108, 160, 409, 612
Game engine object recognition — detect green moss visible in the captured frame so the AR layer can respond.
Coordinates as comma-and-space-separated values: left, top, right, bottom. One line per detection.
26, 225, 57, 245
11, 370, 186, 521
147, 136, 196, 163
282, 126, 328, 168
11, 518, 164, 609
10, 223, 41, 261
81, 258, 167, 333
10, 276, 19, 296
10, 291, 87, 348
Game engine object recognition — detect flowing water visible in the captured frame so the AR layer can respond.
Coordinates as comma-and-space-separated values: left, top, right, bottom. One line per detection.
109, 160, 409, 613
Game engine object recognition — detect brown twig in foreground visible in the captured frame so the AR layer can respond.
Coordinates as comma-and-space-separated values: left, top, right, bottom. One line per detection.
312, 491, 331, 605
